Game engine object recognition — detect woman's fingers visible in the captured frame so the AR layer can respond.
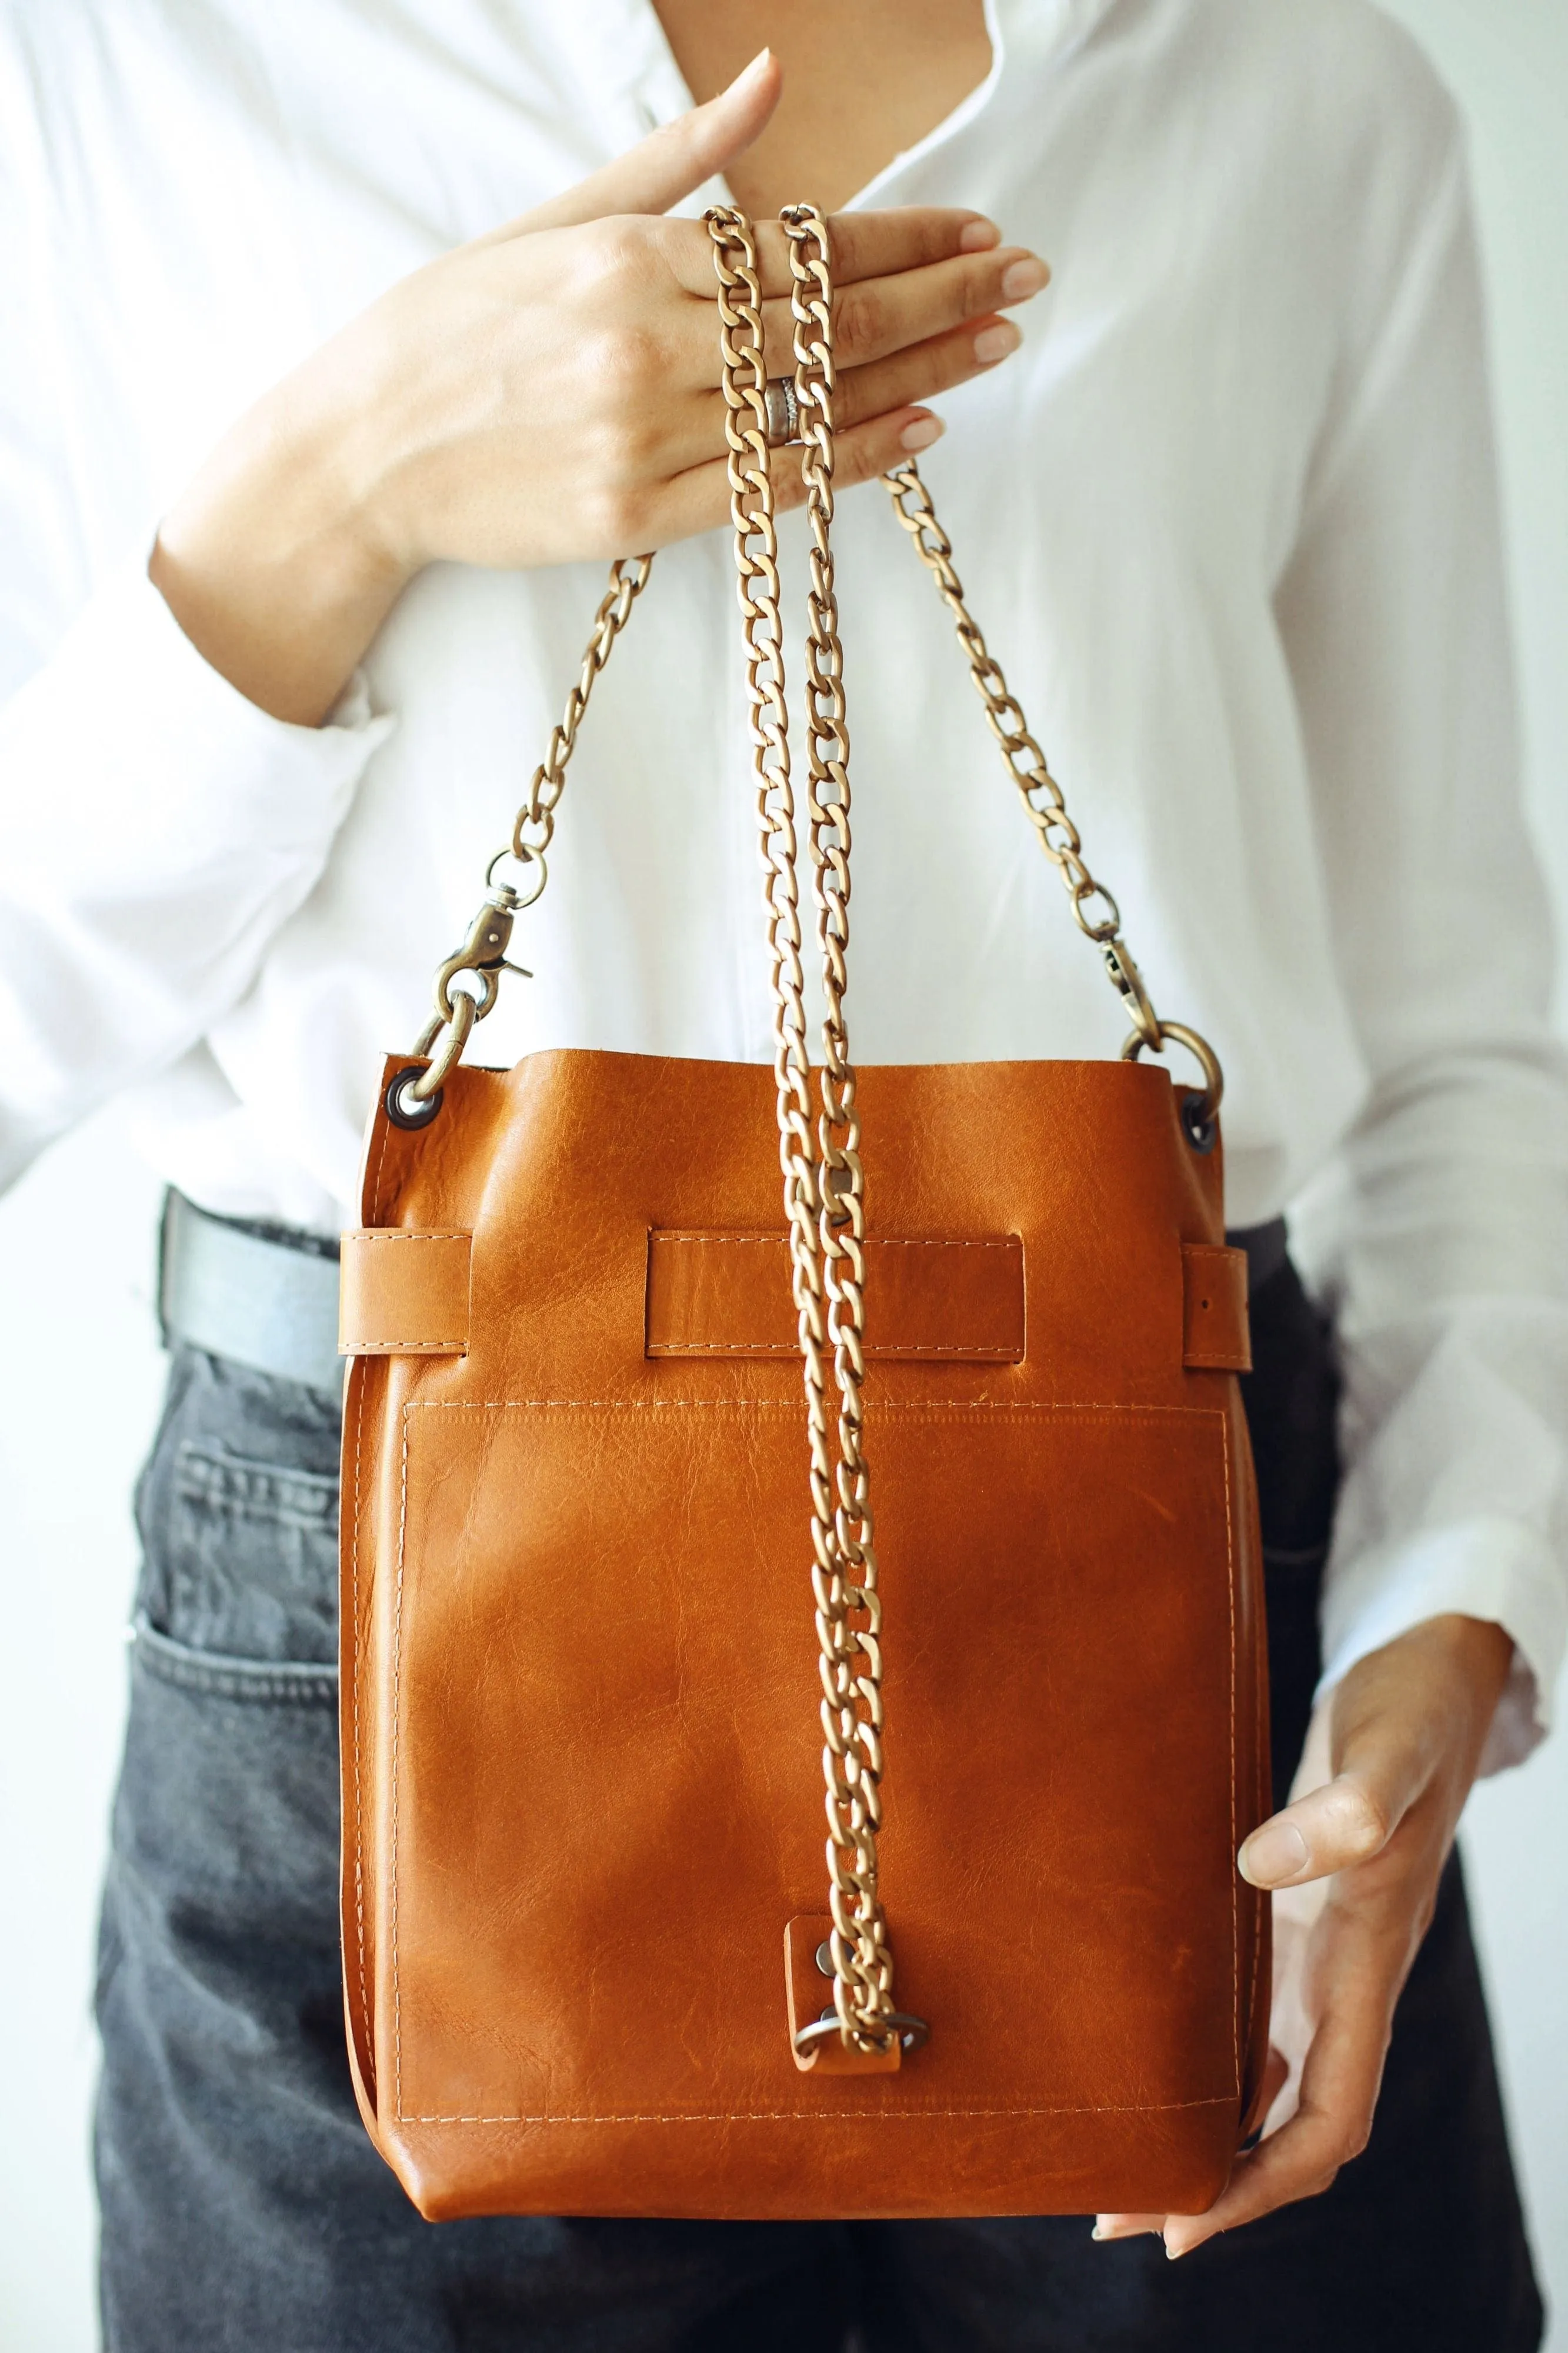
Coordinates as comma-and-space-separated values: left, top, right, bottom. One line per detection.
752, 244, 1046, 378
833, 316, 1022, 427
1237, 1650, 1444, 1892
1237, 1769, 1400, 1889
658, 314, 1019, 474
638, 405, 945, 554
484, 49, 784, 242
663, 205, 1003, 299
1160, 1902, 1400, 2257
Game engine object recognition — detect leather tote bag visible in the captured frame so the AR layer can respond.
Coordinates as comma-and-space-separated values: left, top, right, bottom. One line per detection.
338, 204, 1271, 2223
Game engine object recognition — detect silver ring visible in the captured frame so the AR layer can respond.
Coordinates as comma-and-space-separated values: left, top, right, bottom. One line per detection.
763, 376, 800, 448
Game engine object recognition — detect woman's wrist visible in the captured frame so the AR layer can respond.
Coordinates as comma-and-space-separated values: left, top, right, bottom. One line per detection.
151, 371, 414, 726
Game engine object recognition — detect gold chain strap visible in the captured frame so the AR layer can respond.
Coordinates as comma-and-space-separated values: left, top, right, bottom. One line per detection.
782, 203, 905, 2057
879, 462, 1222, 1125
708, 201, 911, 2059
402, 554, 653, 1107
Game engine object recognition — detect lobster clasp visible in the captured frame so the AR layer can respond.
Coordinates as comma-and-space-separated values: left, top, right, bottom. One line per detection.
1101, 938, 1160, 1052
433, 894, 530, 1024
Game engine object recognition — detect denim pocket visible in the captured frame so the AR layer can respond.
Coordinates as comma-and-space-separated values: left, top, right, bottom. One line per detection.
136, 1345, 342, 1671
157, 1438, 339, 1667
132, 1611, 339, 1705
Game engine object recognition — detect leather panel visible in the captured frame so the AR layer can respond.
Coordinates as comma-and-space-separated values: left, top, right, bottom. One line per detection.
646, 1230, 1025, 1361
340, 1228, 471, 1357
1182, 1245, 1250, 1371
340, 1051, 1270, 2220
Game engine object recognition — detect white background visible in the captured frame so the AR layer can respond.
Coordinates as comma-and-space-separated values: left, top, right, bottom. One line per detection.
1, 2, 1564, 2343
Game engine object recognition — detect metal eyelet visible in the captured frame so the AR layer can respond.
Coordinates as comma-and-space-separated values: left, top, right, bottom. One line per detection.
384, 1065, 443, 1131
1181, 1096, 1218, 1155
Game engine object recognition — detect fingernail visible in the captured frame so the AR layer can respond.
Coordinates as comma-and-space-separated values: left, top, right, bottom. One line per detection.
1000, 255, 1049, 301
959, 218, 1002, 251
973, 321, 1021, 365
1239, 1819, 1309, 1885
900, 415, 945, 451
730, 47, 773, 90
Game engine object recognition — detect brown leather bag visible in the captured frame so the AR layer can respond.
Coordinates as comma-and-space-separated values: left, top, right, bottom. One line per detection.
338, 204, 1270, 2224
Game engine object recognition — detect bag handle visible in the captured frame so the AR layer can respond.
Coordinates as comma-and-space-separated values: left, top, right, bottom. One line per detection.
706, 201, 922, 2061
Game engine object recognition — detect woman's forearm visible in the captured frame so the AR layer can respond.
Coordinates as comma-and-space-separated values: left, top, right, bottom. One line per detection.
151, 384, 410, 726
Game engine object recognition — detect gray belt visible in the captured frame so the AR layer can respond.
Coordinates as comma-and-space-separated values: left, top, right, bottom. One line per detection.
159, 1190, 345, 1396
158, 1185, 1290, 1400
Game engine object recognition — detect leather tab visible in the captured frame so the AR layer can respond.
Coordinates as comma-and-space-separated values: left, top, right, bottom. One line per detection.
785, 1917, 902, 2075
339, 1230, 471, 1357
648, 1232, 1024, 1362
1182, 1245, 1250, 1371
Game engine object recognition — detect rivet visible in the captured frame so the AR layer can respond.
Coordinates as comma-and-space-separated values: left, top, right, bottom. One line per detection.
815, 1941, 834, 1977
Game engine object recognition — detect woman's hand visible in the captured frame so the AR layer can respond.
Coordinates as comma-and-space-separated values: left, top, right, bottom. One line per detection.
1095, 1611, 1514, 2258
151, 49, 1046, 723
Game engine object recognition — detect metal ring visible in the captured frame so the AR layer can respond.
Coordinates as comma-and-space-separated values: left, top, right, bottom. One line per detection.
763, 376, 800, 448
486, 844, 549, 909
402, 988, 477, 1107
1120, 1017, 1225, 1136
791, 2011, 930, 2059
384, 1063, 443, 1131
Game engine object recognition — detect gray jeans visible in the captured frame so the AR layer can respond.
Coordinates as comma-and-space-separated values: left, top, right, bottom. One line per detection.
95, 1276, 1543, 2351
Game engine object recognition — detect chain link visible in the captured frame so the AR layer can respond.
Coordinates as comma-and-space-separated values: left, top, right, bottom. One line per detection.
780, 202, 901, 2057
880, 461, 1221, 1116
708, 202, 907, 2059
405, 553, 653, 1101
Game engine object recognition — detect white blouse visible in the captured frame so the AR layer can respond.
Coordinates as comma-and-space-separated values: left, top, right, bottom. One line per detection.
1, 0, 1564, 1763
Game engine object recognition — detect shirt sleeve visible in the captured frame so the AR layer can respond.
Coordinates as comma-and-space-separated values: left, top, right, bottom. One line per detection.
0, 562, 393, 1189
1277, 132, 1568, 1772
0, 22, 395, 1194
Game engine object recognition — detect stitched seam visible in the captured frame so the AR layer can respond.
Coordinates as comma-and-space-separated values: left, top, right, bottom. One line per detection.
405, 1399, 1215, 1417
652, 1235, 1019, 1251
1183, 1247, 1244, 1261
134, 1647, 337, 1702
346, 1232, 471, 1244
1244, 1585, 1265, 2091
1184, 1351, 1249, 1369
397, 2095, 1240, 2126
350, 1104, 398, 2109
351, 1363, 369, 2082
393, 1401, 411, 2119
1222, 1416, 1239, 2101
647, 1342, 1021, 1358
345, 1340, 468, 1352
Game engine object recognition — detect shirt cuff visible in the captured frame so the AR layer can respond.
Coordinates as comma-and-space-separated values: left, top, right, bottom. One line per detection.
1317, 1516, 1566, 1775
0, 560, 395, 1179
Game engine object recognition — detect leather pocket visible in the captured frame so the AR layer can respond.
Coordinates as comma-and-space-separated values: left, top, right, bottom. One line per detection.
383, 1394, 1245, 2131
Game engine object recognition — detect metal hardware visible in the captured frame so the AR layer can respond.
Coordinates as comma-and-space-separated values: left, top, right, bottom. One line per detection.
815, 1941, 834, 1977
763, 375, 800, 446
1120, 1016, 1225, 1139
398, 554, 653, 1108
792, 2011, 932, 2057
384, 1063, 445, 1131
1102, 941, 1161, 1054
